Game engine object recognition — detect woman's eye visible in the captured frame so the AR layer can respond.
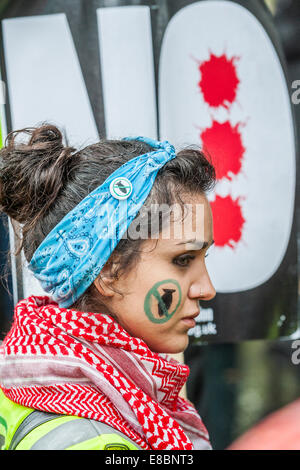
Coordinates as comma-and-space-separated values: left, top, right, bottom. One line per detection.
173, 255, 195, 267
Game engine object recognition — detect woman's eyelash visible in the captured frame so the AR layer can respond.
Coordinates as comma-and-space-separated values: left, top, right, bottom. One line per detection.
173, 255, 196, 267
173, 252, 209, 267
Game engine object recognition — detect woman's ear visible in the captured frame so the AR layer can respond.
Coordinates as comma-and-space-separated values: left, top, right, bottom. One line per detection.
93, 262, 118, 298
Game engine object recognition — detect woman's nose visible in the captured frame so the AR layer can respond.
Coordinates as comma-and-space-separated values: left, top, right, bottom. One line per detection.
189, 271, 216, 301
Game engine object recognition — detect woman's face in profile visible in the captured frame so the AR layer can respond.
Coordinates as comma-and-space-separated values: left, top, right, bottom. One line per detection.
95, 192, 216, 354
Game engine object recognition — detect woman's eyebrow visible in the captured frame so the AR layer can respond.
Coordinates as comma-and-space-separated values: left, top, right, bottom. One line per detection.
175, 239, 215, 250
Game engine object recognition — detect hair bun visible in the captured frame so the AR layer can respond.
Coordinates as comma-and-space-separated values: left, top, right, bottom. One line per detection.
29, 124, 63, 148
7, 124, 64, 154
0, 123, 76, 234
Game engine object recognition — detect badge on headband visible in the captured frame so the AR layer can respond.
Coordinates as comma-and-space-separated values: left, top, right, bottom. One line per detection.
109, 177, 133, 200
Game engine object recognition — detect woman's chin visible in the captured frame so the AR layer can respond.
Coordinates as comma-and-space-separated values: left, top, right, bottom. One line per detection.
149, 336, 190, 355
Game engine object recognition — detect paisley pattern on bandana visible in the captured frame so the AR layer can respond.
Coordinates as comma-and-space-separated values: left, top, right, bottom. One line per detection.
28, 137, 176, 308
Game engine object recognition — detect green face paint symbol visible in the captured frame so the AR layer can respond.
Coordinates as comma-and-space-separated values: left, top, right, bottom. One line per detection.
144, 279, 182, 324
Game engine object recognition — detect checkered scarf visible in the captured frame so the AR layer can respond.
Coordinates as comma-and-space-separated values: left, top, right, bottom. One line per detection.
0, 295, 211, 450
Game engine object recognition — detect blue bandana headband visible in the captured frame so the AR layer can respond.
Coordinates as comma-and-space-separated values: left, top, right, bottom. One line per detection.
28, 136, 176, 308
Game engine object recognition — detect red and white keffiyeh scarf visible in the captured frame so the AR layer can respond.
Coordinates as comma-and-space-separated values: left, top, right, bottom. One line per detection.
0, 295, 211, 450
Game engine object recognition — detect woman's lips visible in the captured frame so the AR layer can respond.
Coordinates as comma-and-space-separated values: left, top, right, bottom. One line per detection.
181, 317, 196, 328
181, 312, 199, 328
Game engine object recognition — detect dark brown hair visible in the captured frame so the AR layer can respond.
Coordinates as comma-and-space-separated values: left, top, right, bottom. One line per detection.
0, 124, 215, 312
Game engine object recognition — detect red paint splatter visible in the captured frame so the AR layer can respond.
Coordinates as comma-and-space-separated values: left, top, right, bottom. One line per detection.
198, 53, 239, 109
210, 195, 245, 248
200, 120, 245, 181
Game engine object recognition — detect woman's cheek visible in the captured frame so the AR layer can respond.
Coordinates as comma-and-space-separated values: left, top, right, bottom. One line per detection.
143, 278, 182, 324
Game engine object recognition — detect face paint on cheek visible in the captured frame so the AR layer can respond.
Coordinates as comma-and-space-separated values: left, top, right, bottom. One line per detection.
144, 279, 182, 324
158, 289, 176, 317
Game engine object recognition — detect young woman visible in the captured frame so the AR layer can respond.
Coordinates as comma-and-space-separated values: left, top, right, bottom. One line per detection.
0, 124, 216, 450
